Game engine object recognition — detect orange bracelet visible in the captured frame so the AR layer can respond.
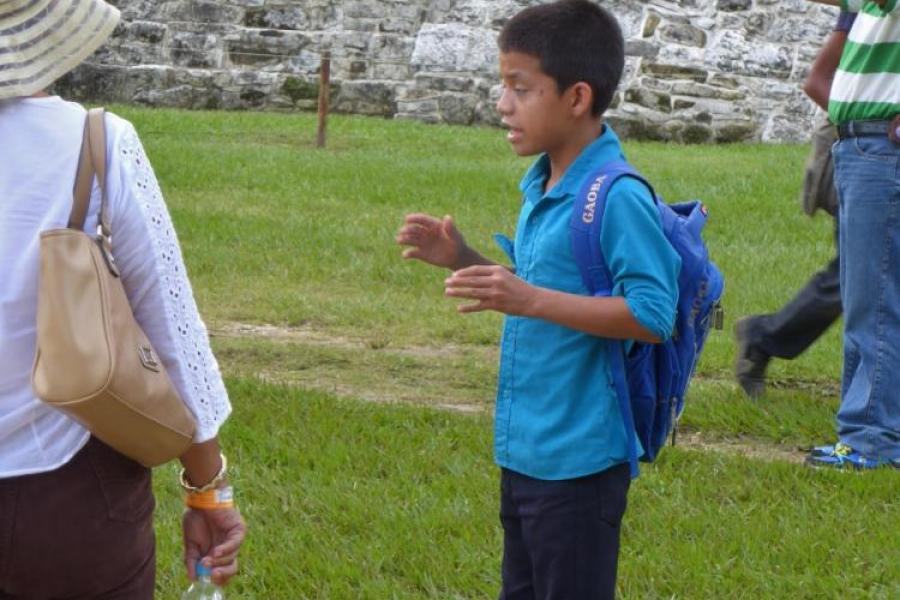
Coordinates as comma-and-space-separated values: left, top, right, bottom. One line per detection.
185, 485, 235, 510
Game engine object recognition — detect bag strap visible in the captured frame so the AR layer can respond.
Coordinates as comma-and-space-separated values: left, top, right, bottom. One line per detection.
68, 108, 109, 237
68, 114, 94, 230
569, 159, 655, 479
569, 159, 655, 296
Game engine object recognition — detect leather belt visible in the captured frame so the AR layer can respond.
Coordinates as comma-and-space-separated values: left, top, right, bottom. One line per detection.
836, 118, 900, 141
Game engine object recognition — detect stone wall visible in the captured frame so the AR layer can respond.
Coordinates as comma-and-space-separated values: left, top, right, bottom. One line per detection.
56, 0, 843, 142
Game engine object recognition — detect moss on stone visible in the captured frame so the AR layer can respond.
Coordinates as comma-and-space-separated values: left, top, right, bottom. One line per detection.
282, 77, 319, 105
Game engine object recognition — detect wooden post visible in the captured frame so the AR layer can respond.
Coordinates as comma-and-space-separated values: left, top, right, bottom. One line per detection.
316, 51, 331, 148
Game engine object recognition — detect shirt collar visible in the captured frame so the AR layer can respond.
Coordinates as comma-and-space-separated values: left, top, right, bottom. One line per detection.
518, 125, 626, 200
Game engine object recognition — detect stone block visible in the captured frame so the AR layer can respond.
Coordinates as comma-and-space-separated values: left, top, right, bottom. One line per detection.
717, 0, 752, 11
224, 30, 311, 67
659, 22, 707, 47
624, 87, 672, 113
605, 113, 672, 142
474, 99, 502, 127
641, 62, 709, 83
762, 112, 816, 143
370, 34, 416, 60
682, 123, 714, 144
706, 30, 793, 79
413, 73, 477, 93
396, 96, 442, 123
670, 81, 745, 100
765, 15, 832, 43
625, 39, 659, 59
438, 93, 479, 125
53, 64, 127, 103
243, 7, 310, 31
170, 32, 222, 68
714, 120, 758, 143
333, 80, 397, 116
744, 12, 772, 36
411, 24, 498, 75
642, 11, 662, 38
280, 76, 321, 104
119, 0, 172, 21
369, 62, 413, 81
125, 20, 168, 44
691, 97, 743, 116
164, 1, 244, 24
445, 0, 522, 28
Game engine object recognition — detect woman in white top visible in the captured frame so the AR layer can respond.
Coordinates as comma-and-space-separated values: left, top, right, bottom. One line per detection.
0, 1, 245, 596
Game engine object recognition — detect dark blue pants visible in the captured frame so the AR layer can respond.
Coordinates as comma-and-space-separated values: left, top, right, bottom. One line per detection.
498, 463, 630, 600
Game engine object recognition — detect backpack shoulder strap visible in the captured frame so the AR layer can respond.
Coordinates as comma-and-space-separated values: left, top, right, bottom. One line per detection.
569, 159, 656, 479
569, 159, 655, 297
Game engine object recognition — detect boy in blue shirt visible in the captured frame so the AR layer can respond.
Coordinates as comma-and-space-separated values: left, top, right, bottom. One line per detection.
396, 1, 680, 597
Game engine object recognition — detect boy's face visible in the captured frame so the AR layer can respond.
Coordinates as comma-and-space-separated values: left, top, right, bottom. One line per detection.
496, 51, 572, 157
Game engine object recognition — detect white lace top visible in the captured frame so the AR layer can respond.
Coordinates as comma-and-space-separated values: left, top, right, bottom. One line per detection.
0, 96, 231, 477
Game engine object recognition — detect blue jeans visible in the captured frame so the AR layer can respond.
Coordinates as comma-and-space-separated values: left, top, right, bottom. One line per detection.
833, 134, 900, 460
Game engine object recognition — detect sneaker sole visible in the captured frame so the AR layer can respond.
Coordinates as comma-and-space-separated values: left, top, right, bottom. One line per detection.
804, 456, 889, 471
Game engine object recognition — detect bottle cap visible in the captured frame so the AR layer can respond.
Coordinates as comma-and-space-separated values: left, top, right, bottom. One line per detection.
196, 561, 212, 577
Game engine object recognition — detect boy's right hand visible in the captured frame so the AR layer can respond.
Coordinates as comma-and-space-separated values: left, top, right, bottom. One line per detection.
396, 213, 466, 269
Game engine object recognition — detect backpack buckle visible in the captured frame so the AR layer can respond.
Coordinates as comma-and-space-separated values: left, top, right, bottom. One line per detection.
712, 303, 724, 330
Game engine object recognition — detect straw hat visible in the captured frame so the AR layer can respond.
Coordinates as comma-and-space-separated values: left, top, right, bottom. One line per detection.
0, 0, 120, 99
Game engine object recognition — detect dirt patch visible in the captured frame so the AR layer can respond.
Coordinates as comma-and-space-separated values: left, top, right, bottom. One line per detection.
215, 321, 810, 463
676, 431, 805, 464
254, 367, 487, 412
256, 365, 802, 462
212, 321, 838, 396
210, 321, 489, 361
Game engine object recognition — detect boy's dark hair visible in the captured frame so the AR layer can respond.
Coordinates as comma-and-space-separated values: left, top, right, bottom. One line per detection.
498, 0, 624, 117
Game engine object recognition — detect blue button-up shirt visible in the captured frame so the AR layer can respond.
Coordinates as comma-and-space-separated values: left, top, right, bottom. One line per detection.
494, 126, 680, 480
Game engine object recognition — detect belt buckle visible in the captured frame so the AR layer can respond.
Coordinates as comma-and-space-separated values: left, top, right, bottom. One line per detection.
890, 115, 900, 145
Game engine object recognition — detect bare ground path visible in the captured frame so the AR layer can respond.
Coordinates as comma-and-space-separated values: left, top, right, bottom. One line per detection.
210, 321, 813, 464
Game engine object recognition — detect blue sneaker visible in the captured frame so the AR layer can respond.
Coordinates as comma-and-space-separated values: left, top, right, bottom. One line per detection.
808, 444, 836, 457
805, 442, 888, 470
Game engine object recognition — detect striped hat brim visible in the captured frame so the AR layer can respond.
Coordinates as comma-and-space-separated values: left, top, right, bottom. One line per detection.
0, 0, 120, 99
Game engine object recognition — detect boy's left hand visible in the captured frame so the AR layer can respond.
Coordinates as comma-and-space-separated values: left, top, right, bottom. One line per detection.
445, 265, 537, 316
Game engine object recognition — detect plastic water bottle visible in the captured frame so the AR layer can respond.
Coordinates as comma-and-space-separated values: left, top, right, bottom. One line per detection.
181, 562, 225, 600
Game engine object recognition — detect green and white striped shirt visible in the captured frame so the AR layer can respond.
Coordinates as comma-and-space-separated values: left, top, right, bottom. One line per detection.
829, 1, 900, 124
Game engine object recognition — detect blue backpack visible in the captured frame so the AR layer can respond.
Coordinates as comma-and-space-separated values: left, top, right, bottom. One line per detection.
570, 160, 724, 477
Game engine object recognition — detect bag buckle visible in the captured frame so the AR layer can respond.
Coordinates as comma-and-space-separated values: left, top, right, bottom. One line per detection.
712, 303, 725, 330
94, 231, 120, 278
138, 346, 160, 372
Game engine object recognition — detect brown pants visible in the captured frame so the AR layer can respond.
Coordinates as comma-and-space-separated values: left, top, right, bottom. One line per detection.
0, 438, 155, 599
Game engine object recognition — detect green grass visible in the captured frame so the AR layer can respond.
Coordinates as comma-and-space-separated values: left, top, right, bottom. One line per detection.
155, 380, 499, 599
120, 105, 842, 382
151, 379, 899, 599
101, 106, 900, 598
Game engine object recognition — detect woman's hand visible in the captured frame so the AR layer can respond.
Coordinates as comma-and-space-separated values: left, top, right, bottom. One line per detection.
183, 505, 247, 586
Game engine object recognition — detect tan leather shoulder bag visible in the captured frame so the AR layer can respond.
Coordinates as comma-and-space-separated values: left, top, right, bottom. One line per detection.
31, 108, 196, 467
